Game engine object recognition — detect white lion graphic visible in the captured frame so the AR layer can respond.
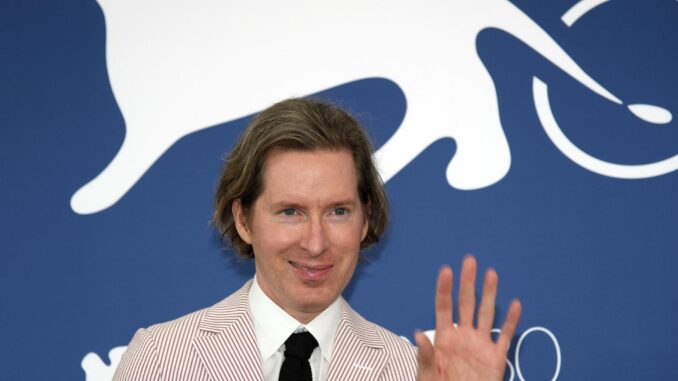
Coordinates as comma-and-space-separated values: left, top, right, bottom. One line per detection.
71, 0, 673, 215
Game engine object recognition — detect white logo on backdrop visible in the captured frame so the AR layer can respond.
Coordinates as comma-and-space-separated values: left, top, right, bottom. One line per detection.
71, 0, 673, 215
534, 0, 676, 179
81, 346, 126, 381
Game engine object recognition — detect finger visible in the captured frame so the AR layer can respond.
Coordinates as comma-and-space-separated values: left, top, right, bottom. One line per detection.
414, 330, 435, 373
497, 299, 522, 352
435, 266, 453, 334
458, 255, 477, 327
477, 268, 498, 334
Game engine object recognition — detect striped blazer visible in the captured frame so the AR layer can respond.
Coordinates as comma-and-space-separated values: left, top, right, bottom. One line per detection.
113, 280, 418, 381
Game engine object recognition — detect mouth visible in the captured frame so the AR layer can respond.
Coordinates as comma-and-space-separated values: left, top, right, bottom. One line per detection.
289, 261, 333, 281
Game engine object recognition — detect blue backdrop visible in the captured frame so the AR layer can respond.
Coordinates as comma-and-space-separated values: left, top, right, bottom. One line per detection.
1, 1, 677, 380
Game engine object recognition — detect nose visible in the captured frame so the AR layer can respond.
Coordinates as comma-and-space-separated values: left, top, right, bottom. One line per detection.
300, 217, 329, 256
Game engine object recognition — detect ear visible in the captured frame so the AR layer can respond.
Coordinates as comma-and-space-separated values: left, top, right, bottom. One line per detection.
232, 199, 252, 244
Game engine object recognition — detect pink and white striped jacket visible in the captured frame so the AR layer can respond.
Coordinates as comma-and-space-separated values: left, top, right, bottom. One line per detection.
113, 281, 418, 381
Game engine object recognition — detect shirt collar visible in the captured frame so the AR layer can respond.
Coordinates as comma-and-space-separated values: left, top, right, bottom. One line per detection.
248, 276, 341, 363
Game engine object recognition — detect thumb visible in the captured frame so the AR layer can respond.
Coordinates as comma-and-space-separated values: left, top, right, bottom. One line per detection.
415, 330, 435, 378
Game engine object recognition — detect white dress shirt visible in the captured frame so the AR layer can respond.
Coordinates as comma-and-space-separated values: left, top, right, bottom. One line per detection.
248, 276, 341, 381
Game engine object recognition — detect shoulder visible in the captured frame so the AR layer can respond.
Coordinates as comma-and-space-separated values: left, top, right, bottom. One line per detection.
138, 280, 252, 341
140, 304, 210, 345
113, 281, 253, 381
112, 306, 211, 380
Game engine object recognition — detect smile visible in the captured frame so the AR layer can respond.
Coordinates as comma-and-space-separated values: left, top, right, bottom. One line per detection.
289, 262, 331, 271
289, 261, 333, 281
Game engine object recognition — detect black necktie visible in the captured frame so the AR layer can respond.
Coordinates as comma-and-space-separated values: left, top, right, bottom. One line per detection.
278, 331, 318, 381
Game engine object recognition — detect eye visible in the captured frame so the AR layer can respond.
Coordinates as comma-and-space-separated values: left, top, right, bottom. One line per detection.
280, 208, 297, 216
333, 207, 348, 216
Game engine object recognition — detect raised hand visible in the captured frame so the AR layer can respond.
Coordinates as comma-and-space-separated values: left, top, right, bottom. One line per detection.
415, 256, 521, 381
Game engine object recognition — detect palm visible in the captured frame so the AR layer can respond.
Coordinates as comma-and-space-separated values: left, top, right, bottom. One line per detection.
430, 326, 505, 379
415, 257, 521, 381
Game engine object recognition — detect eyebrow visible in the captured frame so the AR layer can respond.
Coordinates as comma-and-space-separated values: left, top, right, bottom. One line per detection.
329, 199, 359, 207
270, 202, 303, 210
269, 198, 359, 210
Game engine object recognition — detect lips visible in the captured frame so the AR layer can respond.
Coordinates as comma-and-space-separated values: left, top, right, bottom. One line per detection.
289, 261, 333, 281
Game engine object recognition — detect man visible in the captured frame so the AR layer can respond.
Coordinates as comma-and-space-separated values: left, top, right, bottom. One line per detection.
113, 98, 521, 381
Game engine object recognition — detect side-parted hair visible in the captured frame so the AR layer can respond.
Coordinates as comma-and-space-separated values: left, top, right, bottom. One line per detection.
213, 98, 389, 258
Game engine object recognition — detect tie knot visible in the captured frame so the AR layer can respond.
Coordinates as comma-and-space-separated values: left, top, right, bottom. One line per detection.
284, 331, 318, 360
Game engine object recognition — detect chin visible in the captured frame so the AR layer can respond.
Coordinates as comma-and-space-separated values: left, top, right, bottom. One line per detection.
295, 290, 336, 310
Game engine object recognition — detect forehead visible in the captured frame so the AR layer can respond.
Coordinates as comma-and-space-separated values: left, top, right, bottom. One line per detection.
259, 148, 359, 202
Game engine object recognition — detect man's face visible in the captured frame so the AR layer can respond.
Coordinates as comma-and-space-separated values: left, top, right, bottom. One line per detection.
233, 149, 368, 323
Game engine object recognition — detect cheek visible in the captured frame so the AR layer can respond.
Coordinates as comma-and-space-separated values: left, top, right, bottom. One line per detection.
251, 224, 300, 255
331, 227, 364, 259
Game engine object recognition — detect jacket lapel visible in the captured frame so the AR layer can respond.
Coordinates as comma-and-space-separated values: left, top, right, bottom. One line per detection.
191, 281, 264, 381
326, 299, 389, 381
